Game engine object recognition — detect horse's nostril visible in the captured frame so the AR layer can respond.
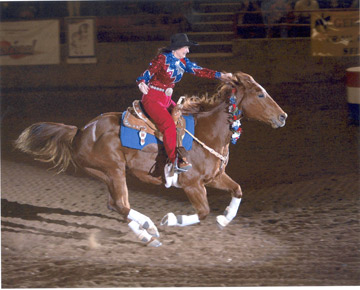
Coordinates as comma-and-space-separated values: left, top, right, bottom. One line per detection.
279, 113, 287, 122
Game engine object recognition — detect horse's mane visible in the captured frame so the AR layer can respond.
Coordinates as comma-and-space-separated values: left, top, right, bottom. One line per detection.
180, 70, 252, 115
181, 83, 234, 115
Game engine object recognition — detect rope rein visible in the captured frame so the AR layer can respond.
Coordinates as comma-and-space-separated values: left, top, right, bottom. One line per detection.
184, 128, 228, 163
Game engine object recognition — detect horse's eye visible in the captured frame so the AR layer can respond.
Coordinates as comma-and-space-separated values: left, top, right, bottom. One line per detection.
258, 94, 264, 98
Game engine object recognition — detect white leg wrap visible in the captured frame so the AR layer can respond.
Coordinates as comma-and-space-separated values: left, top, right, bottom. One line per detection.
128, 209, 159, 237
178, 214, 200, 226
164, 163, 181, 188
225, 197, 242, 221
216, 197, 242, 228
128, 209, 153, 228
161, 213, 200, 227
128, 221, 152, 243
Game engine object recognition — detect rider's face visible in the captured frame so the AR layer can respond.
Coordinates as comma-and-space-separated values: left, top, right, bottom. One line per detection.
174, 46, 190, 59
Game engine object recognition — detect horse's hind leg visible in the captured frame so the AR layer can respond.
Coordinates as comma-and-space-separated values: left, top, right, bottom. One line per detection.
109, 168, 161, 243
83, 166, 161, 247
83, 167, 120, 212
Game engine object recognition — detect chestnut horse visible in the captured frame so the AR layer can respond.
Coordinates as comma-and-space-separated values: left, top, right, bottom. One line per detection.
15, 72, 287, 247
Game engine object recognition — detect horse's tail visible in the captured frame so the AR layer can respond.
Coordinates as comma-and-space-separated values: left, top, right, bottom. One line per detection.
14, 122, 79, 173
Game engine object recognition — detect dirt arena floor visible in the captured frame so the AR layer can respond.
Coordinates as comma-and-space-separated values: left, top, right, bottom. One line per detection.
1, 80, 359, 287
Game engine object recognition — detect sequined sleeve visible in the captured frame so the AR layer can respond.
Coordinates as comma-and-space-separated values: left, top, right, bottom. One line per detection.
136, 54, 164, 85
184, 58, 221, 79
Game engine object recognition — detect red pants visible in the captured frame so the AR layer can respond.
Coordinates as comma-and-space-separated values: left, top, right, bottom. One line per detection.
142, 88, 177, 163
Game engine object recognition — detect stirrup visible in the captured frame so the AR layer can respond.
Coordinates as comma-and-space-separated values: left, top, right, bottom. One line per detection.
174, 156, 192, 173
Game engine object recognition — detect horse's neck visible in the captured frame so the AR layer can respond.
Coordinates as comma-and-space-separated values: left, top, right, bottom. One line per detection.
195, 102, 231, 149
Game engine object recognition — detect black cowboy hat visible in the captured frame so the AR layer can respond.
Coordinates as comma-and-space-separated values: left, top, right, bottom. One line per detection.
166, 33, 198, 51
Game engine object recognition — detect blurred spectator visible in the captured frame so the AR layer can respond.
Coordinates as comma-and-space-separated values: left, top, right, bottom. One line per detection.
294, 0, 319, 23
236, 0, 252, 26
350, 0, 359, 7
241, 0, 265, 38
261, 0, 292, 37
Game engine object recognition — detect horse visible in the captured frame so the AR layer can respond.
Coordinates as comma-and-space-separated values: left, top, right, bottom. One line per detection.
14, 72, 287, 247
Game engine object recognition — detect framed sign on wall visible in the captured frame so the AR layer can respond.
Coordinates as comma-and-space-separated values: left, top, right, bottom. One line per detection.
66, 17, 97, 64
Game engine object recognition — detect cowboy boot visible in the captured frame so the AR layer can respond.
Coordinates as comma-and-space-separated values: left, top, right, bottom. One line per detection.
177, 156, 192, 171
175, 147, 192, 173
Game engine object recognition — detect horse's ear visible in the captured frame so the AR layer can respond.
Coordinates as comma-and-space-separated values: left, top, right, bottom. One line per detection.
229, 79, 241, 88
228, 74, 242, 89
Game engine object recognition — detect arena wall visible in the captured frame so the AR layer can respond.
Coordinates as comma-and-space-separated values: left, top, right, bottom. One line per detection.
1, 38, 359, 91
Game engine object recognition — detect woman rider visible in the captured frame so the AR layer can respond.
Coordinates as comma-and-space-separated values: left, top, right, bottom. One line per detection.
137, 33, 232, 172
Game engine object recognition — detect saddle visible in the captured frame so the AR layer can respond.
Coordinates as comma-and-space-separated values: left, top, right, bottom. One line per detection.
122, 100, 186, 147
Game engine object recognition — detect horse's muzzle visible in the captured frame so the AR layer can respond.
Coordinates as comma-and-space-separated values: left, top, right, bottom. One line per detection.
272, 113, 287, 128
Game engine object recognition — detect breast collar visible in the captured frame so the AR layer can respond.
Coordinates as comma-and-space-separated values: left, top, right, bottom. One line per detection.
228, 88, 243, 144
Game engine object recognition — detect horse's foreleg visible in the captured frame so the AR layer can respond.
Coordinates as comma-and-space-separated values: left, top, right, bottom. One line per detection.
208, 173, 243, 228
161, 182, 208, 227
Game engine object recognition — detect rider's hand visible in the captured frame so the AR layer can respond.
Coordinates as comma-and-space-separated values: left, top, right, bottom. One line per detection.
220, 73, 233, 82
138, 82, 149, 95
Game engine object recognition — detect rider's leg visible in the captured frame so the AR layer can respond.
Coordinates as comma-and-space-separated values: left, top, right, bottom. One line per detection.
142, 90, 191, 171
142, 97, 177, 163
171, 103, 192, 171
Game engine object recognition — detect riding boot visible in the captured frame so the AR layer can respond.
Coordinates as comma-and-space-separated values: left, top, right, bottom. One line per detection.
174, 147, 192, 173
171, 104, 192, 173
177, 157, 192, 171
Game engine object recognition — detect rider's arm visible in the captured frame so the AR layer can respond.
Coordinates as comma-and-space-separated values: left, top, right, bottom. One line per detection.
183, 57, 222, 79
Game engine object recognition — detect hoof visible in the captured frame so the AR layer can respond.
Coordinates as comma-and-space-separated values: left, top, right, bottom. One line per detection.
216, 215, 230, 229
147, 238, 162, 247
141, 220, 160, 238
160, 212, 178, 226
147, 226, 160, 238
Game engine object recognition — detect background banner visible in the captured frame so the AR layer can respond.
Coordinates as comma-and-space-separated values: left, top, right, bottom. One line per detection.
311, 11, 359, 57
0, 20, 60, 65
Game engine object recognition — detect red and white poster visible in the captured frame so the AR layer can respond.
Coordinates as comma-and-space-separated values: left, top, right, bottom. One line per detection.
0, 20, 60, 65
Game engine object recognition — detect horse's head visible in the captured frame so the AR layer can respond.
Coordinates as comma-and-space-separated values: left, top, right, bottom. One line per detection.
229, 72, 287, 128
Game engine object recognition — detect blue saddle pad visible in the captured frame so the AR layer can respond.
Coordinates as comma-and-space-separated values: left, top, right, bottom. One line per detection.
120, 113, 194, 151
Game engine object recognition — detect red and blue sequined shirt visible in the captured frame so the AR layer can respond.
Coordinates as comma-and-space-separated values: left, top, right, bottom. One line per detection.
136, 52, 221, 89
